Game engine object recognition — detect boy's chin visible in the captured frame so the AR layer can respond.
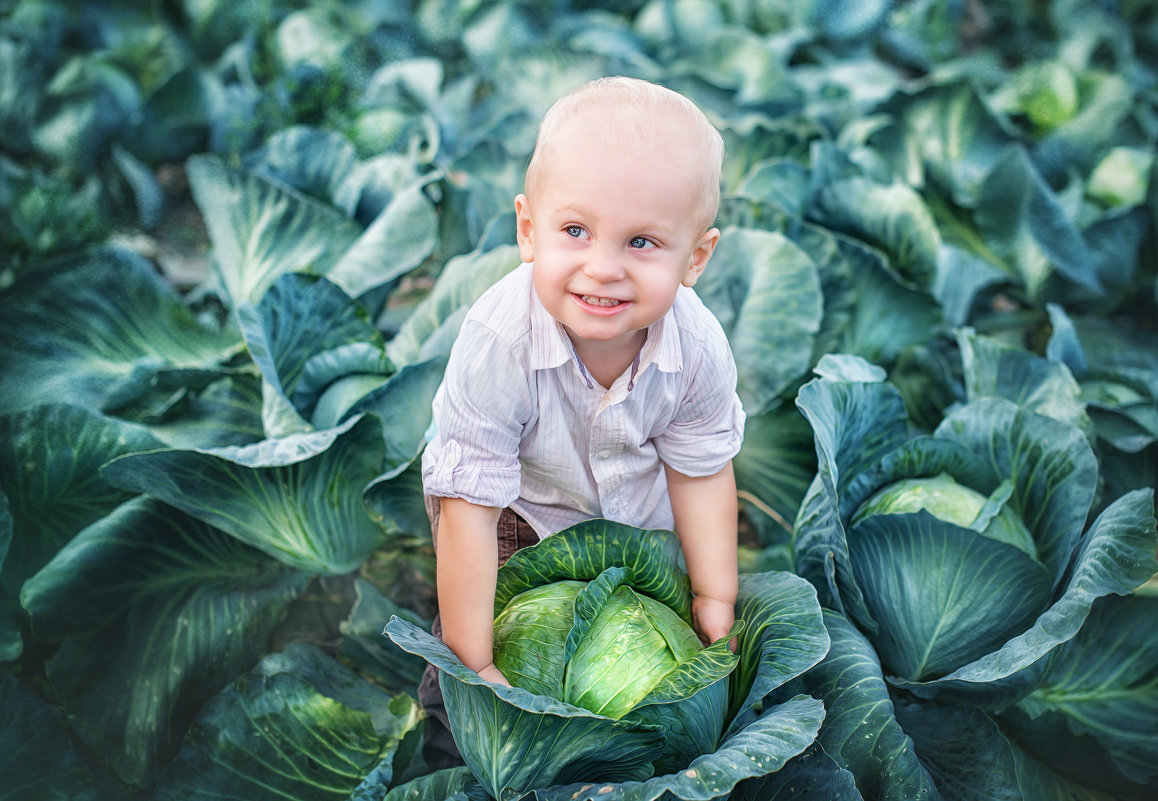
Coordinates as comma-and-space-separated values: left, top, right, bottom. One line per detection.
561, 323, 646, 347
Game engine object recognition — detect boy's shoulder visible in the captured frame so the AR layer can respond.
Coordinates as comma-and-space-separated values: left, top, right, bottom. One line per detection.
462, 261, 535, 343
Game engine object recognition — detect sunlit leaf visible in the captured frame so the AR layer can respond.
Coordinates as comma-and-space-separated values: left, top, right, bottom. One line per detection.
101, 415, 387, 574
186, 154, 363, 309
156, 643, 421, 801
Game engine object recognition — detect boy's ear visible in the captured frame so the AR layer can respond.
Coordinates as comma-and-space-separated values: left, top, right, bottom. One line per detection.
514, 194, 535, 263
681, 227, 720, 288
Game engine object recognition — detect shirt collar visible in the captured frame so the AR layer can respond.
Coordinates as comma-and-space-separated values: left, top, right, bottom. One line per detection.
526, 264, 685, 375
528, 275, 572, 371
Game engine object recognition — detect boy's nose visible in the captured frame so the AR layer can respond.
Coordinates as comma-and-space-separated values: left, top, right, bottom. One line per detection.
583, 246, 626, 282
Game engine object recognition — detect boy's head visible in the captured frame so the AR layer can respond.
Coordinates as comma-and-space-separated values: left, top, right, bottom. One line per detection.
523, 77, 725, 233
514, 77, 726, 356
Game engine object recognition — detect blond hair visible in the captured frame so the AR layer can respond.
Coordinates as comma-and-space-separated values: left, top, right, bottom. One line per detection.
524, 77, 725, 231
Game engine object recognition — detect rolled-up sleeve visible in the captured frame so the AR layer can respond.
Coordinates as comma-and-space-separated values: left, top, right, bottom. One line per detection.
421, 321, 530, 508
654, 337, 745, 478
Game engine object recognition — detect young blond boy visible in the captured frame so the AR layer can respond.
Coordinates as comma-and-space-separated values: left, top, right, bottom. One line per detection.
420, 78, 744, 732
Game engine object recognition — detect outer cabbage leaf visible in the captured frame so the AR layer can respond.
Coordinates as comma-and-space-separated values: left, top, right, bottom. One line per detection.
327, 182, 439, 299
154, 643, 423, 801
364, 458, 433, 539
348, 356, 449, 478
142, 373, 266, 450
793, 367, 910, 617
378, 767, 481, 801
817, 237, 946, 368
726, 571, 830, 737
934, 245, 1010, 327
338, 578, 430, 697
186, 154, 363, 309
385, 244, 521, 367
0, 247, 239, 416
875, 82, 1016, 207
956, 329, 1089, 435
998, 593, 1158, 793
1046, 309, 1158, 456
20, 498, 307, 786
692, 227, 823, 414
243, 125, 359, 209
532, 695, 824, 801
729, 743, 861, 801
101, 414, 386, 574
974, 145, 1103, 303
237, 271, 392, 436
778, 609, 941, 801
849, 510, 1052, 681
810, 176, 940, 289
123, 64, 213, 165
0, 404, 164, 595
0, 671, 118, 801
892, 699, 1022, 801
1006, 741, 1125, 801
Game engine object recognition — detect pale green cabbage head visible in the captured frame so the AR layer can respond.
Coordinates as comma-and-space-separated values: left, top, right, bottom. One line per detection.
494, 580, 704, 719
852, 471, 1037, 559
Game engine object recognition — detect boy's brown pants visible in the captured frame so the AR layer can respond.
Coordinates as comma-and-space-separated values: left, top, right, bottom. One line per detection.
418, 505, 539, 768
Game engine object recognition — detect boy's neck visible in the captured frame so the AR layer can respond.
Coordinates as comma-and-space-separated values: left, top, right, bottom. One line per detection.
566, 329, 647, 390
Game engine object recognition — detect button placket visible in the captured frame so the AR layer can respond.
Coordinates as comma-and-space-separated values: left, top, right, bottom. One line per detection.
591, 401, 627, 519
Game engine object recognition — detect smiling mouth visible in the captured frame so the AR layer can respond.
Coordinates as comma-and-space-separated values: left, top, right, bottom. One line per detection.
571, 293, 631, 316
579, 295, 623, 307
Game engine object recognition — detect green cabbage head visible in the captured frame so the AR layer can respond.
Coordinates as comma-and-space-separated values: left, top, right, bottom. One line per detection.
387, 520, 832, 801
493, 578, 711, 720
788, 354, 1158, 799
847, 469, 1053, 680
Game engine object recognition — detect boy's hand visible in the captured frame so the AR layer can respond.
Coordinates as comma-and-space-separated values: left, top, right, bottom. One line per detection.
692, 595, 737, 653
476, 663, 512, 687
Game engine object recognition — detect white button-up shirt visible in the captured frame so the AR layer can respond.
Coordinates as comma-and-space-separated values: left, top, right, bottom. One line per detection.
421, 262, 745, 539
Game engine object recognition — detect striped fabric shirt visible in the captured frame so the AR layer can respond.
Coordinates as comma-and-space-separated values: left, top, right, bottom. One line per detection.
421, 261, 745, 539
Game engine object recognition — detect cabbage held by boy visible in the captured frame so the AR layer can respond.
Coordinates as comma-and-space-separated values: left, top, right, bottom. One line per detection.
387, 520, 832, 801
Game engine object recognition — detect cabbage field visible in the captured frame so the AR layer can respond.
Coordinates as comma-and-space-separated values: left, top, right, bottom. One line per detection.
2, 0, 1157, 799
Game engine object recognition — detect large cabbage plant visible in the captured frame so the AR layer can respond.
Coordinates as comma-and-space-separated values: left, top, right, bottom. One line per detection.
387, 520, 833, 801
780, 354, 1158, 800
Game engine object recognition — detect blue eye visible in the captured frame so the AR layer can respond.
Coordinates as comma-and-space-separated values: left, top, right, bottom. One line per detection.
629, 236, 653, 249
565, 225, 586, 238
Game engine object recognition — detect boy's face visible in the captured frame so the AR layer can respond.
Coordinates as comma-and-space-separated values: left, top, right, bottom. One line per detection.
515, 118, 719, 359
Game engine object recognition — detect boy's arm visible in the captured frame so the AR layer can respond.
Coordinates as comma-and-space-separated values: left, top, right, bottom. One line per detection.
435, 496, 510, 685
665, 461, 739, 649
